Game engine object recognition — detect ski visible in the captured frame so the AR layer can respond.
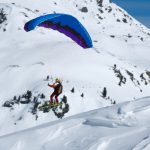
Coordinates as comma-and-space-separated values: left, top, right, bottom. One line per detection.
38, 102, 62, 112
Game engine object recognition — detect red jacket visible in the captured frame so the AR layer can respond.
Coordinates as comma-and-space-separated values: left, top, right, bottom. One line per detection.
48, 82, 63, 94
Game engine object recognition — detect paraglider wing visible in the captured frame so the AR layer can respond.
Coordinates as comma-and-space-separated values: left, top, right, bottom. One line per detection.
24, 14, 93, 49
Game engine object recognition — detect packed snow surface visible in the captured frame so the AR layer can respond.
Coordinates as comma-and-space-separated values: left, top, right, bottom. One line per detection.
1, 97, 150, 150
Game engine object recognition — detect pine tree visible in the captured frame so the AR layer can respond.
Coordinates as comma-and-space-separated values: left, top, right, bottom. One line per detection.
81, 93, 84, 98
26, 90, 32, 99
46, 75, 49, 81
13, 96, 17, 101
102, 87, 107, 98
71, 87, 75, 93
0, 8, 7, 24
40, 93, 45, 99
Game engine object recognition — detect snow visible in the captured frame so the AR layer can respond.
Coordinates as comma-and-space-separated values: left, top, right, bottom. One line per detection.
0, 0, 150, 149
1, 97, 150, 150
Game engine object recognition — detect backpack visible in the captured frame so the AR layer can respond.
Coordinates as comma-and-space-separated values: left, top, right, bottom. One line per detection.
58, 83, 63, 94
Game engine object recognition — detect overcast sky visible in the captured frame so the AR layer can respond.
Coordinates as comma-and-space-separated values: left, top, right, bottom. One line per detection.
113, 0, 150, 28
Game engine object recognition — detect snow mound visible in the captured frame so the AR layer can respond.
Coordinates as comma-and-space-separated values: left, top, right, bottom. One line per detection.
1, 97, 150, 150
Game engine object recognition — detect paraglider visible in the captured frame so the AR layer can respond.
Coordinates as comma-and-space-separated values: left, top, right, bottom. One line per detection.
48, 78, 63, 106
24, 13, 93, 49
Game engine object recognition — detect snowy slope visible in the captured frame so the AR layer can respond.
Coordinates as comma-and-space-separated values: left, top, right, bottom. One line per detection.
1, 97, 150, 150
0, 0, 150, 146
0, 0, 150, 100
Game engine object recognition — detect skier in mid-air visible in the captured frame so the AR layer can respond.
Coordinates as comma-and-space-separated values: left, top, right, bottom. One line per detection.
48, 78, 63, 106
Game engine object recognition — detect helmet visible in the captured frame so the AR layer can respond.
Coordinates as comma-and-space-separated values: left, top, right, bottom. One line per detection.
55, 78, 61, 83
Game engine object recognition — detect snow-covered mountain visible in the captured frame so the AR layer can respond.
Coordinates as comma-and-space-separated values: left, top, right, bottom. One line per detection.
0, 0, 150, 149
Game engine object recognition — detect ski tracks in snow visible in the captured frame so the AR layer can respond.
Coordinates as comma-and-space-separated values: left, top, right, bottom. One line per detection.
133, 135, 150, 150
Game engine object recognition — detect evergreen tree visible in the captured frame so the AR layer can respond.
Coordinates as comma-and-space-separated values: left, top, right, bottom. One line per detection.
102, 87, 107, 98
71, 87, 75, 93
0, 8, 7, 24
81, 93, 84, 98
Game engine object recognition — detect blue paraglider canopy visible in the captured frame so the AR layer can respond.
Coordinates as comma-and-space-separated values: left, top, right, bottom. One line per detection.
24, 13, 93, 49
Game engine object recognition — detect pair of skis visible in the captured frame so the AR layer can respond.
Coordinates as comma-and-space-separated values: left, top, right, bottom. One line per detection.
38, 101, 62, 112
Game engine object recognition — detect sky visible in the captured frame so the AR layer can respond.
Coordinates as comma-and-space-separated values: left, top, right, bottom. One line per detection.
113, 0, 150, 28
